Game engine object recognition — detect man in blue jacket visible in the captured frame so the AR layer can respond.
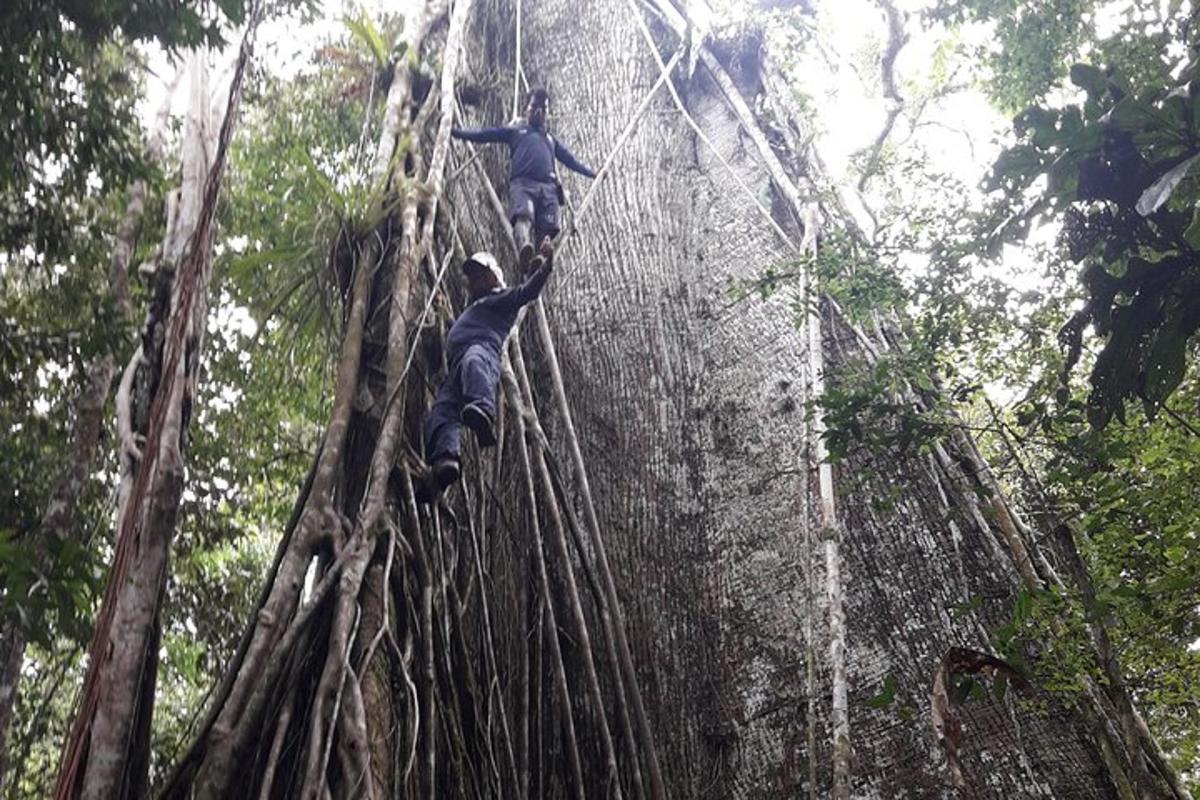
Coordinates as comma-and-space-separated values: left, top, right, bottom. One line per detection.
419, 239, 555, 501
452, 87, 595, 266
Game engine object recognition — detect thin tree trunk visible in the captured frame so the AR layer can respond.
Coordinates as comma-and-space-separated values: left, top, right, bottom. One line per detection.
56, 17, 259, 794
0, 632, 22, 793
0, 61, 176, 787
798, 208, 851, 799
499, 354, 587, 800
1053, 524, 1170, 798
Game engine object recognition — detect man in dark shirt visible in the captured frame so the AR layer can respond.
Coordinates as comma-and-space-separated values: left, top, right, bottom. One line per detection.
451, 87, 595, 266
419, 239, 555, 501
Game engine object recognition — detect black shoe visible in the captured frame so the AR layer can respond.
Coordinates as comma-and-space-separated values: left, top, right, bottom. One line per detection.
461, 404, 497, 448
514, 220, 534, 270
414, 476, 437, 504
432, 457, 460, 487
414, 457, 460, 503
527, 237, 554, 274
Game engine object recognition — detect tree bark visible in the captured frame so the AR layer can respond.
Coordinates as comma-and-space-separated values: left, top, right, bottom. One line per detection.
158, 4, 482, 797
55, 21, 259, 796
0, 632, 21, 793
445, 0, 1130, 795
0, 64, 177, 793
152, 1, 1167, 797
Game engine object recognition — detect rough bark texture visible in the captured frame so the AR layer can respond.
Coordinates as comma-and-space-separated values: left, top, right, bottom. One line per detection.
447, 0, 1126, 796
56, 29, 256, 797
158, 4, 489, 798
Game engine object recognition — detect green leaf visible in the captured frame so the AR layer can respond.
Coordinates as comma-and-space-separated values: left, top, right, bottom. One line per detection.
1183, 206, 1200, 248
216, 0, 246, 25
1046, 152, 1081, 200
1083, 595, 1111, 622
866, 675, 898, 709
1109, 585, 1140, 600
1069, 64, 1107, 99
344, 13, 389, 67
1144, 326, 1188, 409
1015, 106, 1060, 148
986, 145, 1044, 191
1152, 572, 1194, 593
1014, 588, 1033, 624
993, 621, 1018, 649
1136, 154, 1200, 216
950, 594, 984, 619
294, 145, 346, 218
1109, 96, 1178, 137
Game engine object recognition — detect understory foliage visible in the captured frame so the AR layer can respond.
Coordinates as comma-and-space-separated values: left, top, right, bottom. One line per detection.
0, 0, 245, 259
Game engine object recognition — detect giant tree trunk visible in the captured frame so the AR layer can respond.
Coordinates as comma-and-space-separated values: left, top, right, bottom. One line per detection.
161, 0, 1155, 798
447, 0, 1128, 796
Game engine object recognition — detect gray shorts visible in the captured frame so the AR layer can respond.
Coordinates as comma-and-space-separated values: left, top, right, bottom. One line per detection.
508, 177, 560, 236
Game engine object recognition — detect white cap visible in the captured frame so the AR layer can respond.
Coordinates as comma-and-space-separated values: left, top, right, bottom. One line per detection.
463, 251, 505, 288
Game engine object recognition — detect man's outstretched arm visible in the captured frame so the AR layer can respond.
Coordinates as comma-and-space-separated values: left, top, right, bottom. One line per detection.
554, 139, 596, 178
508, 262, 552, 307
451, 126, 514, 144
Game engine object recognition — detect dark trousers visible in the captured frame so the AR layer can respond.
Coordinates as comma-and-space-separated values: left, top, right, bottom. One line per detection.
424, 343, 500, 462
508, 177, 561, 239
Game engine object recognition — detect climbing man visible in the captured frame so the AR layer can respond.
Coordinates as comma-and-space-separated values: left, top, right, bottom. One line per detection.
451, 87, 595, 266
419, 238, 556, 502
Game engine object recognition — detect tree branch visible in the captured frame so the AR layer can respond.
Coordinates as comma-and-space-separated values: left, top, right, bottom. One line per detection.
855, 0, 908, 193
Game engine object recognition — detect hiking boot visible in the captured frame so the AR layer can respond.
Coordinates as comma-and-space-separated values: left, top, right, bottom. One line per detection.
432, 457, 461, 488
414, 475, 438, 504
529, 236, 554, 273
414, 457, 460, 503
514, 218, 534, 270
461, 403, 497, 448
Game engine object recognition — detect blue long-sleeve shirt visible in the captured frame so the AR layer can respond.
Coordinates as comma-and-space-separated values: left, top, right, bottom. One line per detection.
446, 263, 552, 364
451, 124, 596, 183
